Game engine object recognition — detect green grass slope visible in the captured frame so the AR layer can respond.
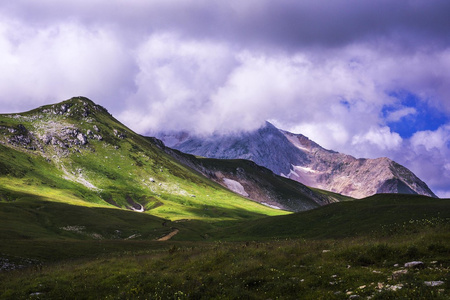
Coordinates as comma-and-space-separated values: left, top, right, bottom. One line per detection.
1, 195, 449, 299
0, 97, 285, 223
0, 196, 180, 262
207, 194, 450, 241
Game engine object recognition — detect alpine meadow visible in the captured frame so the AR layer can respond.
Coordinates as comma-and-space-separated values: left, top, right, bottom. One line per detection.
0, 97, 449, 299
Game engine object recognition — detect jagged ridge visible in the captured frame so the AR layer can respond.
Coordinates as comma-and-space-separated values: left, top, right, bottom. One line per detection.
158, 122, 436, 199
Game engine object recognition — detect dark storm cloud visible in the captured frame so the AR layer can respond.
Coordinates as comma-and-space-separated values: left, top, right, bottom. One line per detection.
4, 0, 450, 51
220, 1, 450, 50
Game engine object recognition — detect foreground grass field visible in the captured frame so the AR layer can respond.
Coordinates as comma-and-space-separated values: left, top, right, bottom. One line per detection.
0, 195, 449, 299
1, 229, 449, 299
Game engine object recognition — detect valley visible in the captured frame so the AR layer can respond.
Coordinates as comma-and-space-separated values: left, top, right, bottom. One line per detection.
1, 194, 449, 299
0, 98, 448, 299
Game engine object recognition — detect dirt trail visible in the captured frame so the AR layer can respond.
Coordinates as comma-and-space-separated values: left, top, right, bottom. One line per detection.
157, 229, 179, 241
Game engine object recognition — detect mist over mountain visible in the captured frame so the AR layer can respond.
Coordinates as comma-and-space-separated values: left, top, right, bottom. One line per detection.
158, 122, 304, 176
158, 122, 436, 199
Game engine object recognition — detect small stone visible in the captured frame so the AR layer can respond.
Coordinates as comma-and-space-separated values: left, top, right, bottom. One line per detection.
392, 269, 408, 279
388, 284, 403, 291
405, 261, 424, 268
77, 133, 88, 145
322, 250, 331, 253
424, 281, 444, 287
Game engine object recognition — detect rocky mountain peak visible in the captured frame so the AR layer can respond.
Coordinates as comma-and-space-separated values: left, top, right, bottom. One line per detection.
36, 96, 110, 119
160, 121, 308, 176
158, 122, 437, 199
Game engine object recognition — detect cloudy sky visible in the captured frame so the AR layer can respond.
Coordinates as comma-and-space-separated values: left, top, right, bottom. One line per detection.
1, 0, 450, 197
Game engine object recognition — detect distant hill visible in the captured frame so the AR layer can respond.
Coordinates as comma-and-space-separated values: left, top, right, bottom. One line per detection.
207, 194, 450, 241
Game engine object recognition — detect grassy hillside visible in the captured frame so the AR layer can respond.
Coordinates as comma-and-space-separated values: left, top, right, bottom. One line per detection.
0, 97, 285, 223
0, 194, 448, 299
206, 194, 450, 241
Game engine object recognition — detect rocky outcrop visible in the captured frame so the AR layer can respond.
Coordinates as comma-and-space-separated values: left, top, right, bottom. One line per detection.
281, 130, 436, 198
113, 129, 127, 139
0, 98, 122, 158
4, 124, 36, 150
40, 96, 109, 119
158, 122, 436, 199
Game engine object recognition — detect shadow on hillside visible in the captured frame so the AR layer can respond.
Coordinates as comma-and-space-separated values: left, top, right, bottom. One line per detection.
181, 205, 271, 221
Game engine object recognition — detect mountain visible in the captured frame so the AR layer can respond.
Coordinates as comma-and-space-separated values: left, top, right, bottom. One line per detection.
157, 122, 436, 199
148, 137, 343, 211
157, 123, 306, 176
2, 98, 449, 300
0, 97, 333, 224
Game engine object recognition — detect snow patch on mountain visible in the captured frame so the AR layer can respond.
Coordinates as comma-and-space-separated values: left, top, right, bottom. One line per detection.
223, 178, 249, 197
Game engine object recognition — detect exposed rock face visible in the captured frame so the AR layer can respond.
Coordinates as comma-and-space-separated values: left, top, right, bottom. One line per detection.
158, 122, 306, 175
4, 124, 36, 150
0, 97, 119, 158
281, 130, 436, 198
158, 122, 436, 199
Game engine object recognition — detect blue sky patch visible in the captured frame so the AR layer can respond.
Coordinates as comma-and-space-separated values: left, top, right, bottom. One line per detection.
383, 92, 449, 138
